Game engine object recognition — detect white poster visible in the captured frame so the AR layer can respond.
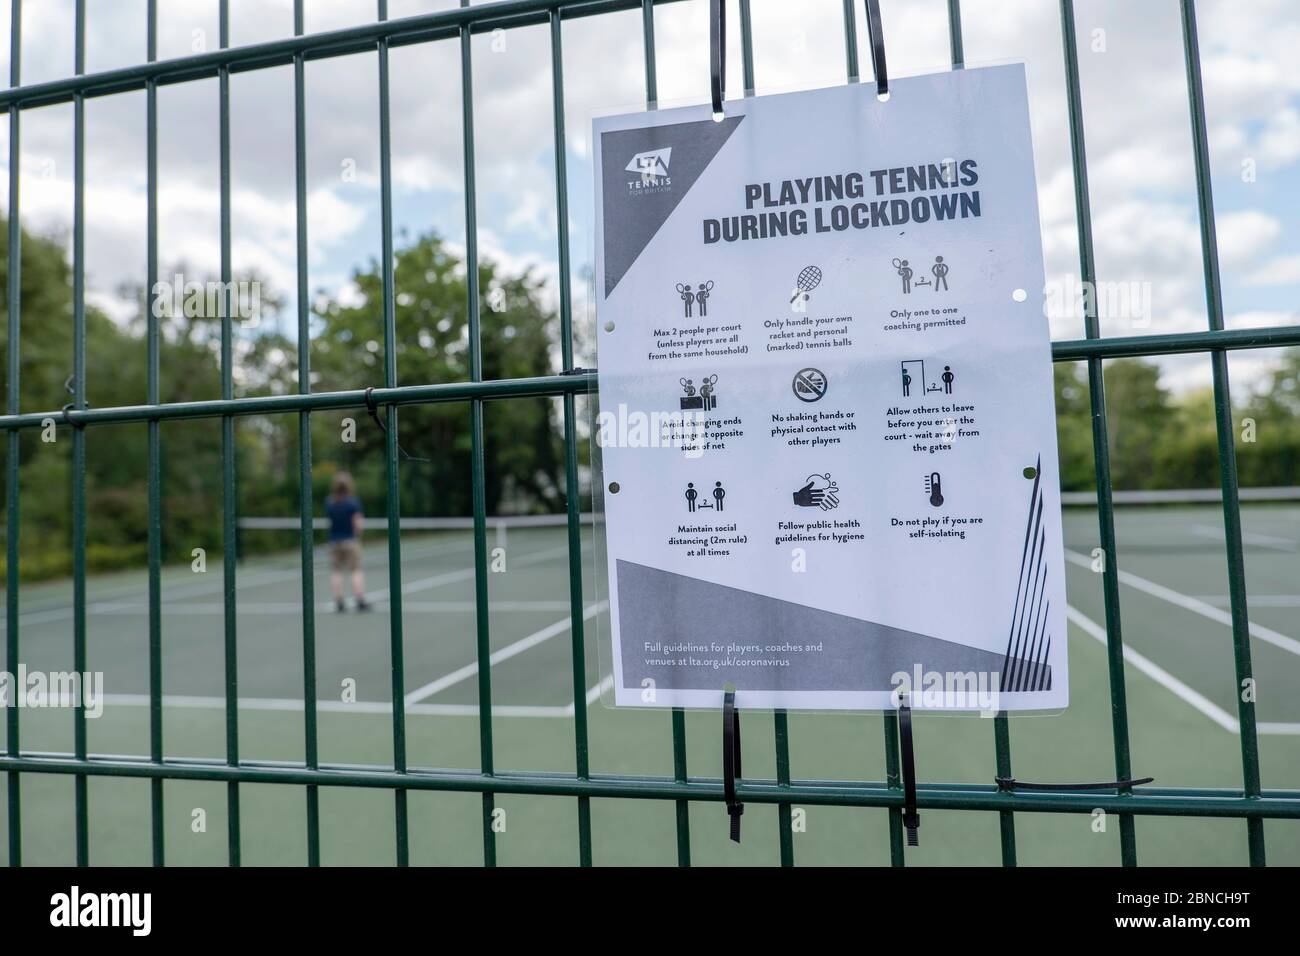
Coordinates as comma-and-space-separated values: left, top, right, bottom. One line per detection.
593, 65, 1067, 712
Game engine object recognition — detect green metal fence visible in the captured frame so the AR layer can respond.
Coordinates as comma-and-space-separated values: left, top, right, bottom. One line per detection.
1, 0, 1299, 868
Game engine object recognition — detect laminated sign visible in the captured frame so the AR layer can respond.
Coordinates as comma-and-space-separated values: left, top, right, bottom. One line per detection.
593, 65, 1067, 712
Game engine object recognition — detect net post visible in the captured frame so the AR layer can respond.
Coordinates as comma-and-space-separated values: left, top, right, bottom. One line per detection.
1178, 0, 1265, 865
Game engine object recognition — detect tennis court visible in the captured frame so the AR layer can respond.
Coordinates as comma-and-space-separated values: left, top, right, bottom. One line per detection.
2, 502, 1297, 865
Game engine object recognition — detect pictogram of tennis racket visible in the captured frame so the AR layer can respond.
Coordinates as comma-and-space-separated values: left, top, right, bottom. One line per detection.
790, 265, 823, 303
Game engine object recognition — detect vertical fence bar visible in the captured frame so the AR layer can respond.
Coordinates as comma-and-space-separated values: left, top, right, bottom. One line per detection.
994, 712, 1016, 865
218, 0, 241, 868
376, 0, 410, 868
942, 0, 1015, 866
71, 0, 88, 867
738, 0, 754, 96
548, 7, 593, 867
4, 0, 20, 869
639, 0, 689, 867
774, 713, 794, 866
292, 0, 321, 867
946, 0, 964, 69
736, 4, 794, 866
842, 0, 859, 82
145, 0, 166, 867
1058, 0, 1137, 866
836, 0, 900, 867
641, 0, 657, 108
1178, 0, 1264, 866
458, 1, 496, 867
882, 713, 904, 865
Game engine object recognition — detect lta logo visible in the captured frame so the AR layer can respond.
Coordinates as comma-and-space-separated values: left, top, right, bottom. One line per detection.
626, 147, 672, 192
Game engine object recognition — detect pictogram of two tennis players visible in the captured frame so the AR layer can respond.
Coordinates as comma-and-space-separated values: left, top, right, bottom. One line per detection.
893, 255, 950, 294
674, 281, 715, 318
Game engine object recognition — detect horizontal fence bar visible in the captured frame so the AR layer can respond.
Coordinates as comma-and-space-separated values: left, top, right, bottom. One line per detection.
1062, 487, 1300, 505
3, 323, 1299, 432
0, 0, 690, 111
238, 513, 597, 530
1050, 324, 1300, 360
0, 373, 591, 429
0, 753, 1295, 818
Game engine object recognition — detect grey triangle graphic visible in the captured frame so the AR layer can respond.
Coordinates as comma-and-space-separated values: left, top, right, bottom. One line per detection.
617, 559, 1046, 693
601, 116, 744, 298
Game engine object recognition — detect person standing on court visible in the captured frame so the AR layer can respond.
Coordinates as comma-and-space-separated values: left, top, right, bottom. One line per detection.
326, 471, 371, 612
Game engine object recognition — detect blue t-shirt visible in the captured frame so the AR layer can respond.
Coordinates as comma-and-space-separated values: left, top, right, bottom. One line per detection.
325, 495, 362, 541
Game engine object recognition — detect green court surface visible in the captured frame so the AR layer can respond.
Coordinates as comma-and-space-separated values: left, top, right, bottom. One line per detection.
2, 507, 1298, 866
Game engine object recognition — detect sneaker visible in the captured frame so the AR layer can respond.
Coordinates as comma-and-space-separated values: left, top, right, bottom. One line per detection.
336, 599, 347, 613
356, 598, 372, 612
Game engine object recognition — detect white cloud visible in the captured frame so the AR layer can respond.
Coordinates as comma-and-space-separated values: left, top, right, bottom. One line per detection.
1244, 253, 1300, 286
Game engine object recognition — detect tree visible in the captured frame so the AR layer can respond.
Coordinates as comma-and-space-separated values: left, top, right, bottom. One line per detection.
309, 232, 565, 517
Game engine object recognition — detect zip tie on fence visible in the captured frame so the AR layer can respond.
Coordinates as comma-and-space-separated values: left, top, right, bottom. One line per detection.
995, 776, 1155, 792
364, 386, 429, 463
61, 375, 86, 429
722, 685, 743, 843
897, 703, 920, 847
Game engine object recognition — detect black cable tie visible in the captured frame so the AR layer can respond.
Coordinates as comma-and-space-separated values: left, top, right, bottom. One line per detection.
722, 686, 743, 843
709, 0, 726, 118
363, 386, 430, 464
995, 776, 1155, 793
60, 374, 88, 428
60, 403, 85, 429
898, 703, 919, 847
864, 0, 889, 98
561, 366, 596, 376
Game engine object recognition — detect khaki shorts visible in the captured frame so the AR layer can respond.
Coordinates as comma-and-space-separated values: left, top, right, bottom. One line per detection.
330, 539, 361, 572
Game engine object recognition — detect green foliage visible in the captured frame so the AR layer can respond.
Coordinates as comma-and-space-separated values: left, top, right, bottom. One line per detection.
309, 232, 564, 516
1, 221, 565, 581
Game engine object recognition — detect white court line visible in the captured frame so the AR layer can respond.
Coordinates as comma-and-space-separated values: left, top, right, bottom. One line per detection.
101, 693, 571, 719
1067, 606, 1300, 735
1194, 595, 1300, 608
100, 648, 613, 721
1064, 549, 1300, 658
370, 544, 570, 602
1191, 524, 1296, 553
402, 599, 608, 707
1, 540, 565, 630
